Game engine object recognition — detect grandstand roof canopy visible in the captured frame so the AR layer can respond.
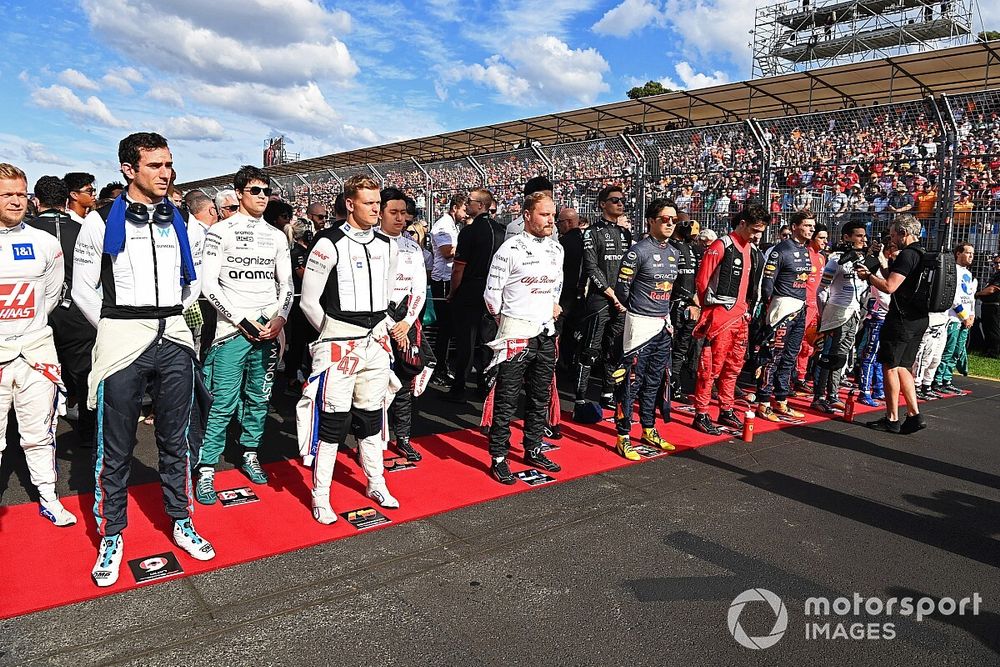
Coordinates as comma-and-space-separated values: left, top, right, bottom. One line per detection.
180, 40, 1000, 190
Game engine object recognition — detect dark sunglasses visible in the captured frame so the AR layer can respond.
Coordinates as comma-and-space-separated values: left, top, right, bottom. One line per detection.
604, 196, 626, 205
244, 186, 272, 196
220, 204, 239, 212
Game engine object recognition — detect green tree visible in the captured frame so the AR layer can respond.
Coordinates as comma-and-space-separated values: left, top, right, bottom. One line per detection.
977, 30, 1000, 42
627, 80, 672, 100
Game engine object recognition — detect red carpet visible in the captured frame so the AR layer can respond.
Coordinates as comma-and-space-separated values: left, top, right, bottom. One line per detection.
0, 392, 941, 619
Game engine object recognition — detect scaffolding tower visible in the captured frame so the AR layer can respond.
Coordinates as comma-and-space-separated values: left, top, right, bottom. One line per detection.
752, 0, 976, 79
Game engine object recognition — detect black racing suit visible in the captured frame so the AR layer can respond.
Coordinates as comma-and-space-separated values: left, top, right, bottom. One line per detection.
575, 219, 632, 401
668, 237, 699, 394
613, 237, 678, 434
755, 238, 812, 403
25, 210, 98, 444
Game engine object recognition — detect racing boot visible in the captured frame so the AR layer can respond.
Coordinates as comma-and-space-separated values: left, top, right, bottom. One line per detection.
173, 518, 216, 561
366, 479, 400, 509
490, 457, 517, 485
756, 404, 781, 423
195, 467, 217, 505
92, 534, 123, 588
311, 488, 338, 525
241, 451, 268, 484
525, 446, 561, 472
615, 435, 641, 461
641, 428, 675, 451
395, 437, 422, 463
857, 392, 880, 407
693, 412, 723, 435
39, 496, 77, 527
811, 398, 836, 414
543, 424, 563, 440
771, 400, 804, 419
717, 409, 743, 430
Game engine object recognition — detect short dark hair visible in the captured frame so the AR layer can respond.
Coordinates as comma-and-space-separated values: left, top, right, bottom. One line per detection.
99, 182, 125, 199
33, 176, 68, 208
63, 172, 95, 193
523, 175, 553, 197
449, 193, 467, 211
262, 200, 293, 224
334, 193, 347, 219
404, 196, 417, 217
813, 222, 828, 235
118, 132, 168, 167
380, 187, 406, 211
954, 242, 974, 256
839, 221, 865, 239
644, 198, 678, 220
597, 184, 624, 204
790, 210, 815, 227
733, 203, 770, 227
234, 165, 270, 192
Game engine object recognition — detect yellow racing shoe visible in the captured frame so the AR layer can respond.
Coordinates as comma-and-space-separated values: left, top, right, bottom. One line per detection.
615, 435, 641, 461
757, 404, 781, 423
772, 400, 805, 419
641, 428, 675, 451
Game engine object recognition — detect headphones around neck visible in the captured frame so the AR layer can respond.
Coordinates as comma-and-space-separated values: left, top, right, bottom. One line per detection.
125, 201, 176, 226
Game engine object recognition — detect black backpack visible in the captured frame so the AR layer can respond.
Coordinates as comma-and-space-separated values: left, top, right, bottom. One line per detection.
912, 247, 957, 313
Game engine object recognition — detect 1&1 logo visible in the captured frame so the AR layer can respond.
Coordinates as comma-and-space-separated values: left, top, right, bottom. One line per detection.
727, 588, 788, 649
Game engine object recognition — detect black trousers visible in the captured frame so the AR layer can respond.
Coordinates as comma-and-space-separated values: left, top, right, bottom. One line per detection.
574, 299, 624, 400
488, 334, 556, 459
983, 304, 1000, 357
94, 337, 194, 537
283, 301, 317, 381
670, 302, 697, 392
50, 306, 96, 443
388, 323, 436, 440
451, 299, 497, 391
431, 280, 452, 373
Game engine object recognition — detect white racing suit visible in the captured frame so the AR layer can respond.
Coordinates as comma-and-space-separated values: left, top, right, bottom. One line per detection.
0, 223, 67, 504
913, 310, 950, 388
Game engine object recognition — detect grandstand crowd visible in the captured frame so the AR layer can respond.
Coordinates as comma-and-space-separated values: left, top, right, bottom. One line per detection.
2, 115, 1000, 586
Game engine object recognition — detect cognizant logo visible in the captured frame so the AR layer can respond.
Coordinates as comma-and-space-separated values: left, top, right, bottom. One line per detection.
728, 588, 788, 649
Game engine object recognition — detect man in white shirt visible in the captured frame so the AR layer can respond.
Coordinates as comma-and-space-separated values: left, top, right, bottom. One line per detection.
933, 243, 977, 394
429, 194, 467, 382
64, 172, 96, 225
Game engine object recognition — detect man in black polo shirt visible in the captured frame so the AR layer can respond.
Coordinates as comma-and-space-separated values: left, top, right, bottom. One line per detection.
446, 188, 505, 401
977, 253, 1000, 357
856, 214, 927, 434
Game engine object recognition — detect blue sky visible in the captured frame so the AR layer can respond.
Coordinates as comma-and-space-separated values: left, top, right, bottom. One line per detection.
0, 0, 994, 188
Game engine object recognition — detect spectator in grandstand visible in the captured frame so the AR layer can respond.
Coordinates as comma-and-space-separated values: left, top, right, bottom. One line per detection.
914, 182, 937, 224
975, 253, 1000, 358
573, 185, 632, 417
887, 182, 914, 215
953, 190, 973, 227
25, 175, 98, 447
306, 201, 328, 232
447, 189, 503, 401
430, 193, 467, 386
856, 214, 928, 434
754, 210, 816, 423
690, 204, 768, 436
215, 189, 239, 220
932, 243, 976, 394
64, 172, 96, 224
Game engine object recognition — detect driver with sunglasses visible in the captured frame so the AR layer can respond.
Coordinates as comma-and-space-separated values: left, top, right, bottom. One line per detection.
573, 185, 632, 420
195, 166, 293, 504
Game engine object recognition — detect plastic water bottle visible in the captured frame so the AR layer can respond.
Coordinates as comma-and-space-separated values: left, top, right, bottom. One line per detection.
742, 409, 755, 443
844, 390, 856, 423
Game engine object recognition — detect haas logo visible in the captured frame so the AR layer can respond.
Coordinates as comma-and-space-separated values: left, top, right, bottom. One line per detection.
0, 282, 35, 320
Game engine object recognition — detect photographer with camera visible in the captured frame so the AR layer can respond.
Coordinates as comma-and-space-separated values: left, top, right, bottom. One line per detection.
812, 221, 879, 412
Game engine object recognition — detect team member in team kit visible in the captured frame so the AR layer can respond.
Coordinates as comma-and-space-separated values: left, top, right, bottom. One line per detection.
754, 210, 816, 422
0, 163, 76, 527
690, 205, 768, 435
380, 187, 429, 463
612, 199, 680, 460
297, 175, 400, 523
812, 221, 873, 412
933, 243, 977, 393
574, 185, 632, 418
483, 192, 563, 484
795, 223, 827, 392
429, 194, 466, 384
667, 213, 701, 402
74, 133, 212, 587
194, 166, 293, 504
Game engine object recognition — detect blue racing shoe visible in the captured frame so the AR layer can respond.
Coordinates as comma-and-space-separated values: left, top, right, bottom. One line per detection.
858, 393, 880, 407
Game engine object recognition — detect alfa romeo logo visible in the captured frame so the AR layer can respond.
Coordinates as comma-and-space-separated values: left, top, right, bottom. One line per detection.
727, 588, 788, 649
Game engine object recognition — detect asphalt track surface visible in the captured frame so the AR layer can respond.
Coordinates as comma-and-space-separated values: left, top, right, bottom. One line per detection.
1, 377, 999, 666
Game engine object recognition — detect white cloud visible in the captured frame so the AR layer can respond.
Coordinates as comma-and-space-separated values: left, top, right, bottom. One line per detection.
57, 68, 100, 91
593, 0, 665, 38
81, 0, 357, 88
188, 81, 340, 136
21, 142, 73, 167
444, 35, 609, 106
102, 73, 134, 94
659, 61, 730, 89
29, 85, 128, 128
147, 85, 185, 108
162, 115, 225, 141
118, 66, 143, 83
663, 0, 757, 70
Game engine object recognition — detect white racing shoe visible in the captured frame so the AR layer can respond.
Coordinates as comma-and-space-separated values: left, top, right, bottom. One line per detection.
92, 534, 123, 587
366, 480, 399, 509
311, 489, 338, 525
172, 518, 216, 561
39, 497, 77, 527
